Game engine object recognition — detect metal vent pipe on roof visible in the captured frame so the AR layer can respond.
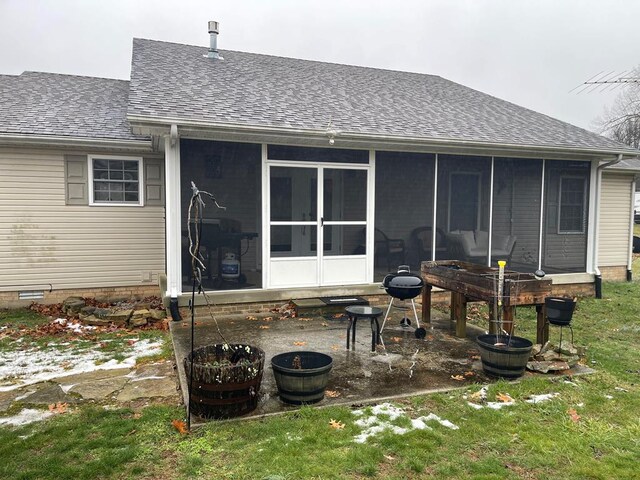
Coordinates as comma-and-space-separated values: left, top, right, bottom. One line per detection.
207, 21, 222, 60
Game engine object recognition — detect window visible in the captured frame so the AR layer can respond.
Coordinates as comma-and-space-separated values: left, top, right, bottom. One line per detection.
89, 156, 143, 205
558, 176, 586, 233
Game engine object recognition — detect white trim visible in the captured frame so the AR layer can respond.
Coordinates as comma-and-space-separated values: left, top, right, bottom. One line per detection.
367, 149, 376, 281
127, 115, 637, 158
0, 133, 152, 150
538, 159, 546, 270
587, 161, 599, 274
629, 177, 636, 272
164, 132, 182, 297
487, 157, 495, 267
431, 154, 439, 261
261, 144, 269, 290
87, 155, 144, 207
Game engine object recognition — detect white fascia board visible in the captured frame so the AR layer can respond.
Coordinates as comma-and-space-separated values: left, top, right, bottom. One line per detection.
127, 115, 638, 159
0, 133, 152, 152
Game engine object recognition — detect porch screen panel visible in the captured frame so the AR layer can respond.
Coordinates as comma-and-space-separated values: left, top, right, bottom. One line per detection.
374, 151, 435, 280
492, 158, 542, 272
542, 160, 590, 273
436, 154, 492, 266
180, 139, 262, 291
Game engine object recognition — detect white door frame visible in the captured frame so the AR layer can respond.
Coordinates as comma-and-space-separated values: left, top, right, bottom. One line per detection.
263, 151, 372, 289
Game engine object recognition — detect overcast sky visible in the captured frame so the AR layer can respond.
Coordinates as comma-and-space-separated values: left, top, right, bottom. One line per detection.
1, 0, 638, 132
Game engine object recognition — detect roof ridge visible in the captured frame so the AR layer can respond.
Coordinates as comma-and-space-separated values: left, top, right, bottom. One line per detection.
132, 37, 442, 79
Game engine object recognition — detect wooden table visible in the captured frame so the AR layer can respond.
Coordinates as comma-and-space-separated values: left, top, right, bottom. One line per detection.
420, 260, 553, 344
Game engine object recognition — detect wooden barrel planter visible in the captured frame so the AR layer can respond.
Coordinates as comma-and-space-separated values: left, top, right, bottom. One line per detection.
184, 344, 265, 419
545, 297, 576, 326
476, 334, 533, 379
271, 351, 333, 405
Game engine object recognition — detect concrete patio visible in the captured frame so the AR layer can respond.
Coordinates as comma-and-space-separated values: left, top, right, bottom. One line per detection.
169, 304, 499, 423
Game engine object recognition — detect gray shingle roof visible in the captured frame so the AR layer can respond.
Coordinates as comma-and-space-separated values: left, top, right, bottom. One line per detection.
128, 38, 638, 155
0, 72, 146, 142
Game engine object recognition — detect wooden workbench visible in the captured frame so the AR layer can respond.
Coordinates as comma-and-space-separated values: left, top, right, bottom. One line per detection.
420, 260, 553, 344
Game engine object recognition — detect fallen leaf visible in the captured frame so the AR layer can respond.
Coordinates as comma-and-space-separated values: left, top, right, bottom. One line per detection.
391, 337, 403, 343
384, 454, 396, 461
172, 419, 189, 434
293, 341, 307, 346
567, 408, 581, 423
426, 335, 435, 341
470, 355, 481, 361
263, 316, 273, 321
451, 375, 465, 381
321, 322, 329, 327
127, 339, 137, 346
331, 344, 341, 351
48, 402, 68, 414
496, 393, 513, 403
325, 390, 341, 398
463, 371, 475, 377
246, 316, 257, 321
329, 419, 345, 430
259, 325, 271, 329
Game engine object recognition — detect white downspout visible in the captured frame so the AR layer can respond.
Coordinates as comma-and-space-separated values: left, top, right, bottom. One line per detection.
593, 154, 623, 297
628, 177, 636, 279
165, 124, 182, 300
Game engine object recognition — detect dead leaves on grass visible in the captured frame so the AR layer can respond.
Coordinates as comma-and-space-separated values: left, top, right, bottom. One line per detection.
567, 408, 581, 423
329, 419, 345, 430
48, 402, 68, 414
292, 341, 307, 347
172, 419, 189, 435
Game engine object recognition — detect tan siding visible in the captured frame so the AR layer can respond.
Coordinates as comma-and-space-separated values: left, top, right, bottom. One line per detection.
0, 150, 165, 292
598, 173, 632, 267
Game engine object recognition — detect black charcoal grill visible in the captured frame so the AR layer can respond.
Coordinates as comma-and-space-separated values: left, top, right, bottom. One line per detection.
380, 266, 427, 339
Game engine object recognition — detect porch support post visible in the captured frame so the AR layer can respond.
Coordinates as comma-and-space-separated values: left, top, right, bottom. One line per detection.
164, 125, 182, 298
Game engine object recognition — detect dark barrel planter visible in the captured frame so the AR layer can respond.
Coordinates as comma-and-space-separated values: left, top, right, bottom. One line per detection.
476, 334, 533, 379
545, 297, 576, 326
271, 351, 333, 405
184, 344, 265, 419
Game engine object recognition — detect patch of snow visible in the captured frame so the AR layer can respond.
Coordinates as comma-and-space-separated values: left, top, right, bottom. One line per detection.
526, 393, 560, 404
0, 339, 162, 392
604, 395, 614, 400
54, 318, 96, 334
468, 400, 516, 410
0, 408, 53, 427
467, 402, 484, 410
421, 413, 459, 430
352, 402, 458, 444
129, 375, 166, 382
563, 380, 579, 387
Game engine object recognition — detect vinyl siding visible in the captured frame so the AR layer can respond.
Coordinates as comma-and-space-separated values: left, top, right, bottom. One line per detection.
0, 150, 165, 291
598, 173, 632, 267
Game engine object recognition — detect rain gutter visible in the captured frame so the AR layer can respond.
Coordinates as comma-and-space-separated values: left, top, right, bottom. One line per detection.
0, 133, 152, 152
126, 115, 637, 159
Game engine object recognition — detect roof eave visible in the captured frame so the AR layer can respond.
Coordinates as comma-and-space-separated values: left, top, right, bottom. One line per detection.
0, 133, 154, 152
127, 114, 639, 160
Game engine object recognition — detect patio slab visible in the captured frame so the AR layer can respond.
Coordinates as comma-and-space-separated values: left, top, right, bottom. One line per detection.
170, 306, 501, 424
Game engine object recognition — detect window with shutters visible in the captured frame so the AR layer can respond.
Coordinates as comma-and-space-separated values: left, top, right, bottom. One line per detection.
88, 155, 143, 206
558, 176, 586, 234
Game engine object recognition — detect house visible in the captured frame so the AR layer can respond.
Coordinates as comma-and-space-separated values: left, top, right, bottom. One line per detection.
1, 23, 639, 310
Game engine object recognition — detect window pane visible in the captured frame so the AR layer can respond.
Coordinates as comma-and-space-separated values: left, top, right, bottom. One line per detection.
110, 191, 124, 202
270, 226, 317, 257
92, 158, 140, 204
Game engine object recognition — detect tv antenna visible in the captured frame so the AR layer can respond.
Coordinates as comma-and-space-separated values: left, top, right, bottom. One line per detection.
569, 70, 640, 94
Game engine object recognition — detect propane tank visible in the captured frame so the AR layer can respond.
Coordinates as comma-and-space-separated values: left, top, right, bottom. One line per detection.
221, 252, 240, 279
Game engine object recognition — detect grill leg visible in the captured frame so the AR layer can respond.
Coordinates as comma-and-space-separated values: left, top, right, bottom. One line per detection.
411, 299, 420, 329
380, 297, 394, 334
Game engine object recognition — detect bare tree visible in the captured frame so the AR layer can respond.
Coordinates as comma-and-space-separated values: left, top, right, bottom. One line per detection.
594, 67, 640, 148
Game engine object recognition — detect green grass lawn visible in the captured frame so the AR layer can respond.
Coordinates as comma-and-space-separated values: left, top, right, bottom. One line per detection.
1, 277, 640, 479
